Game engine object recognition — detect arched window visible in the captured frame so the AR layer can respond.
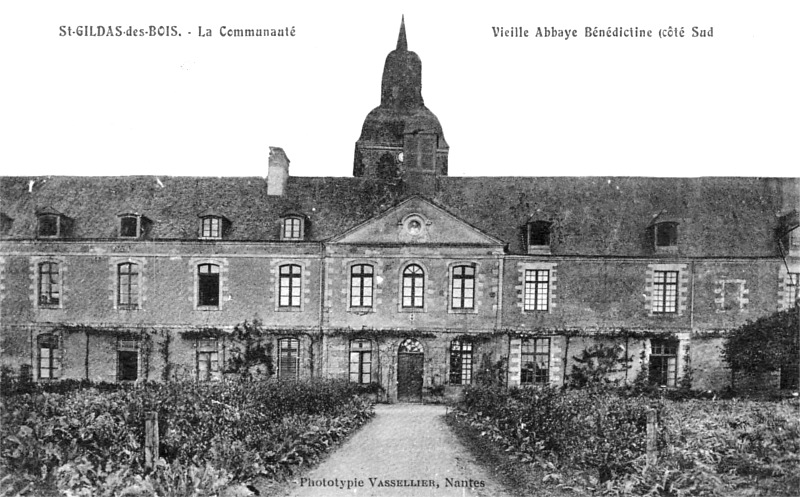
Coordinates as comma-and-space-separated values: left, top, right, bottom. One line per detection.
118, 213, 149, 238
449, 339, 473, 385
398, 338, 424, 354
451, 265, 475, 309
350, 264, 374, 308
282, 217, 305, 240
38, 262, 60, 306
117, 262, 139, 309
402, 264, 425, 308
200, 216, 223, 239
279, 264, 302, 308
198, 263, 220, 307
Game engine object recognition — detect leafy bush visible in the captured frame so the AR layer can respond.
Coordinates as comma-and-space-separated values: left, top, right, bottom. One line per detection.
460, 385, 649, 481
723, 308, 798, 377
453, 386, 800, 495
1, 379, 374, 495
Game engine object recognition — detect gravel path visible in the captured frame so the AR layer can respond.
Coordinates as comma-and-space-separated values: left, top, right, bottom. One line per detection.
286, 404, 512, 497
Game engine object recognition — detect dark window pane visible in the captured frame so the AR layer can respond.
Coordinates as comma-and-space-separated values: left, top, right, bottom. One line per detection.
38, 215, 58, 237
279, 338, 299, 378
198, 264, 220, 306
120, 216, 138, 237
656, 222, 678, 247
118, 351, 138, 381
529, 221, 551, 246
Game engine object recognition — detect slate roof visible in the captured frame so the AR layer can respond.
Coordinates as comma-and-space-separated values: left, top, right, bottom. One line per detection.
1, 175, 797, 258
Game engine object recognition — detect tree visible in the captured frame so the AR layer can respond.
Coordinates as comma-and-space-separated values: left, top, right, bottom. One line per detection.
723, 308, 799, 389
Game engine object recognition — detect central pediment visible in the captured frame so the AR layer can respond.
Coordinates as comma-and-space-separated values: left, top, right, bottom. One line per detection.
329, 196, 504, 246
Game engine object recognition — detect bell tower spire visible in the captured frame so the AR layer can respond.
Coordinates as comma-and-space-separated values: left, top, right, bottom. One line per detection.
353, 17, 449, 189
397, 15, 407, 51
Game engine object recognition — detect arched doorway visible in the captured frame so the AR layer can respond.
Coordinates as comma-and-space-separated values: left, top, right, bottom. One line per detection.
397, 338, 424, 402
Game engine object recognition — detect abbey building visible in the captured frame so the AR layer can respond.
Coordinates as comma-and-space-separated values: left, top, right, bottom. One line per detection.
1, 20, 798, 400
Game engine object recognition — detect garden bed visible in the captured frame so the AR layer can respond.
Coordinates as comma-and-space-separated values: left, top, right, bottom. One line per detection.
449, 386, 800, 496
1, 379, 374, 495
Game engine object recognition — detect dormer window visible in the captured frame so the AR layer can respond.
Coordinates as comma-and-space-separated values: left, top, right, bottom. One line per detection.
118, 214, 148, 239
281, 215, 307, 240
198, 213, 228, 240
201, 217, 221, 239
655, 222, 678, 248
778, 209, 799, 258
39, 215, 59, 237
0, 213, 12, 235
649, 212, 681, 253
36, 209, 68, 239
527, 221, 552, 254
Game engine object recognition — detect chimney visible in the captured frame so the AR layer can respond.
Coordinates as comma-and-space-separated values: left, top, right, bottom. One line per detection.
267, 146, 290, 196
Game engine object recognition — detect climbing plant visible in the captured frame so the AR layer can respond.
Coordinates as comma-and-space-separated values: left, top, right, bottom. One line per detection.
569, 342, 632, 388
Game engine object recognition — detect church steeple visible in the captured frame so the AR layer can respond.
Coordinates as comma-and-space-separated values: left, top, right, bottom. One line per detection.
353, 17, 449, 187
396, 15, 407, 51
379, 17, 423, 111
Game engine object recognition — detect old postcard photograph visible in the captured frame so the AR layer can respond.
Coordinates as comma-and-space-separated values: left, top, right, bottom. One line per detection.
1, 1, 798, 496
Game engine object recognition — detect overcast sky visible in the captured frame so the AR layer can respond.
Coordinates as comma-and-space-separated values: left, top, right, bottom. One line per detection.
1, 1, 798, 178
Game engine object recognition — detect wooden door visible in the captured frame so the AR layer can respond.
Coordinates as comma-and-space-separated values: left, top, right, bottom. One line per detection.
397, 352, 424, 402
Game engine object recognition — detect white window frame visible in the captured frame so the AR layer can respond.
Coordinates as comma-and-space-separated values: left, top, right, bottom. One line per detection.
401, 263, 425, 310
199, 216, 223, 240
349, 264, 374, 309
450, 264, 476, 311
281, 216, 305, 240
37, 334, 60, 381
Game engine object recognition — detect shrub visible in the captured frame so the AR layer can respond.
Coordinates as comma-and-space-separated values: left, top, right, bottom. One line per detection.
1, 379, 374, 495
452, 386, 800, 495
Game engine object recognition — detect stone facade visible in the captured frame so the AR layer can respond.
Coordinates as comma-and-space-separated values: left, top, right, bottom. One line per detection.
1, 19, 798, 400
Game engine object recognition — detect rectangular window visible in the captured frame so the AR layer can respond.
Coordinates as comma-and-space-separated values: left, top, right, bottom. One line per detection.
786, 273, 799, 308
283, 218, 303, 239
201, 217, 221, 239
350, 264, 374, 308
419, 135, 436, 171
649, 340, 678, 387
451, 266, 475, 309
655, 222, 678, 247
198, 264, 220, 307
278, 338, 299, 379
38, 335, 59, 380
38, 215, 59, 237
349, 339, 372, 384
279, 264, 302, 307
523, 270, 549, 311
521, 338, 550, 385
449, 339, 473, 385
38, 262, 60, 306
117, 339, 139, 382
119, 216, 139, 237
118, 263, 139, 309
653, 271, 679, 313
197, 339, 220, 381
